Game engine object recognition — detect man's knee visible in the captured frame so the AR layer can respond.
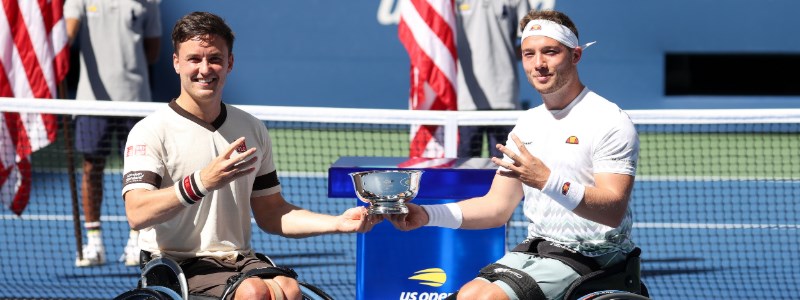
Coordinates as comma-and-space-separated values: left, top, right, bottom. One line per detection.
458, 279, 509, 300
235, 277, 302, 300
235, 278, 269, 299
265, 276, 301, 300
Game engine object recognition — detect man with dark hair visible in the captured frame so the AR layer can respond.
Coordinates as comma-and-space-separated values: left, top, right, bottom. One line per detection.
122, 12, 379, 299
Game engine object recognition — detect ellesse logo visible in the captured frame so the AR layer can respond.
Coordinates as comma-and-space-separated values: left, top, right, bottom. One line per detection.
408, 268, 447, 287
565, 136, 579, 144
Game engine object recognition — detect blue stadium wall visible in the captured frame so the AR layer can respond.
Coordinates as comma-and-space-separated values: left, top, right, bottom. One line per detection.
149, 0, 800, 110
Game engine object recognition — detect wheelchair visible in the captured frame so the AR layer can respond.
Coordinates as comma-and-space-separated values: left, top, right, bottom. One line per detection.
447, 245, 650, 300
565, 248, 650, 300
113, 252, 333, 300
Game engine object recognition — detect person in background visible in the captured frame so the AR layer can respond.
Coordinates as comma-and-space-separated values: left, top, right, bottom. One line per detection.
122, 12, 380, 299
388, 9, 641, 300
455, 0, 531, 158
65, 0, 161, 267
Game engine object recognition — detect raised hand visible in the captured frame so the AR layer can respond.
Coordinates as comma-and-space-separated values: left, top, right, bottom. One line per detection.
200, 137, 258, 191
490, 133, 551, 190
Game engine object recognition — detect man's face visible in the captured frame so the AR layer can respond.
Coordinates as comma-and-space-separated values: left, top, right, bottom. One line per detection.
173, 35, 233, 103
521, 35, 579, 95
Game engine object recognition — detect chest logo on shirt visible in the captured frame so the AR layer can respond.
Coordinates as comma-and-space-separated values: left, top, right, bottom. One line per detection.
125, 145, 147, 157
235, 141, 247, 153
565, 136, 579, 144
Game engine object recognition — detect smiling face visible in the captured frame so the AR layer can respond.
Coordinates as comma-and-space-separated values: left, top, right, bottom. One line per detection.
521, 35, 580, 96
173, 34, 233, 105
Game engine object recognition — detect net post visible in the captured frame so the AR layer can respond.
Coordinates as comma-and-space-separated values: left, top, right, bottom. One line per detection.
59, 81, 83, 260
443, 114, 458, 158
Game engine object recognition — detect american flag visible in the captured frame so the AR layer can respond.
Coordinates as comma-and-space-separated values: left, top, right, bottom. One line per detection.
0, 0, 68, 215
398, 0, 457, 158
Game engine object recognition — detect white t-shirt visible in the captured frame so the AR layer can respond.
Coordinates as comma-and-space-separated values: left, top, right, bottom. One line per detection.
122, 101, 281, 260
503, 88, 640, 256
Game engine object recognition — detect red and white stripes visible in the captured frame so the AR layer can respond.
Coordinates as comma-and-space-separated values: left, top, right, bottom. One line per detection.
398, 0, 457, 158
1, 0, 68, 215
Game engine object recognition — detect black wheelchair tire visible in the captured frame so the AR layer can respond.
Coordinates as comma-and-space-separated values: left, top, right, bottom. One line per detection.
578, 290, 651, 300
113, 287, 179, 300
299, 281, 334, 300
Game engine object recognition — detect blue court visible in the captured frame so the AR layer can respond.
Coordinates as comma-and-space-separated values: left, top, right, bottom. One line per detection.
1, 171, 798, 299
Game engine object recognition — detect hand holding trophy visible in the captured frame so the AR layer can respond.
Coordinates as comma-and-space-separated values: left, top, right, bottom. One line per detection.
350, 170, 423, 214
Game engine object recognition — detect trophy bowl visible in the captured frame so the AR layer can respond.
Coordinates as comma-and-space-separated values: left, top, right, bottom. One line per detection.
349, 170, 423, 214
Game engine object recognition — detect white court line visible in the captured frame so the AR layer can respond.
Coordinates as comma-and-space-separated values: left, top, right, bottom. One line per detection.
637, 175, 800, 182
508, 221, 800, 230
34, 168, 800, 182
3, 215, 798, 230
0, 214, 128, 222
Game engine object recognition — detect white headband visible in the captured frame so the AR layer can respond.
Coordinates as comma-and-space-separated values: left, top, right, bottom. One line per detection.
521, 19, 595, 49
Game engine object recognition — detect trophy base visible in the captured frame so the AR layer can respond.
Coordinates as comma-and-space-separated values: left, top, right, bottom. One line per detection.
368, 203, 408, 215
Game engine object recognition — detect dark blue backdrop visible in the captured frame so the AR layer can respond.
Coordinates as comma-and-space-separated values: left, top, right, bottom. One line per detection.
149, 0, 800, 110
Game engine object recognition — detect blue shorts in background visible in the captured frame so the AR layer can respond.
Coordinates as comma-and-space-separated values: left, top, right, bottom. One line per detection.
75, 116, 140, 156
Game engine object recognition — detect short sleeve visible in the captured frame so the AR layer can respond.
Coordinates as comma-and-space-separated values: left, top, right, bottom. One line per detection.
592, 113, 639, 176
121, 121, 165, 197
63, 0, 84, 20
250, 125, 281, 198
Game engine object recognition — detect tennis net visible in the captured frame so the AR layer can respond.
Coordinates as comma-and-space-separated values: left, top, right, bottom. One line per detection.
1, 97, 799, 299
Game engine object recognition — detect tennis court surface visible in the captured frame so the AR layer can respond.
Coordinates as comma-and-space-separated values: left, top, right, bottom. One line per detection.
2, 100, 799, 299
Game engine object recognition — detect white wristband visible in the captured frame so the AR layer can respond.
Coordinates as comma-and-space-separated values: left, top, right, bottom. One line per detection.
192, 171, 210, 196
421, 203, 463, 229
175, 171, 208, 207
540, 171, 585, 211
175, 183, 195, 207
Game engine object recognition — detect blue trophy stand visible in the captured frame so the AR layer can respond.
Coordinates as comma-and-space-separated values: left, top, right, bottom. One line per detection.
328, 157, 506, 300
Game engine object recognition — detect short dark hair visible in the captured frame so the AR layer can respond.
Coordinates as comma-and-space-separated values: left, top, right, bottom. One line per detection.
171, 11, 235, 54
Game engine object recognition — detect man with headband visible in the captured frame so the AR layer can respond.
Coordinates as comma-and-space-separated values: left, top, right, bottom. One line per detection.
388, 10, 641, 300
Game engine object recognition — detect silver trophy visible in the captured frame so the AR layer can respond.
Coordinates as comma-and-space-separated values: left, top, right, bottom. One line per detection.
350, 170, 423, 214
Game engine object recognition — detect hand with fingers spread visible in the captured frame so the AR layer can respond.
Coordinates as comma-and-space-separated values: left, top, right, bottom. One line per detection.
200, 137, 258, 192
491, 133, 551, 190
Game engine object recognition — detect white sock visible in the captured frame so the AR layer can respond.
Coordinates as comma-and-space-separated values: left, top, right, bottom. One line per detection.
87, 229, 103, 248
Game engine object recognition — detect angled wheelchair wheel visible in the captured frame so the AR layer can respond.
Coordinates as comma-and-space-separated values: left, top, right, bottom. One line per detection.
141, 257, 189, 300
113, 286, 182, 300
577, 290, 651, 300
299, 281, 334, 300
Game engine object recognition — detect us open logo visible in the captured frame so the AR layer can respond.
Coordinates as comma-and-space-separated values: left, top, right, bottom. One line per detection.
408, 268, 447, 287
399, 268, 453, 300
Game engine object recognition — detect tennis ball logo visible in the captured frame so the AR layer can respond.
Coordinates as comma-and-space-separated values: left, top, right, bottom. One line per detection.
408, 268, 447, 287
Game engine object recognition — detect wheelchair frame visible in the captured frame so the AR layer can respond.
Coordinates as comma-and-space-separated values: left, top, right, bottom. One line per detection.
114, 254, 333, 300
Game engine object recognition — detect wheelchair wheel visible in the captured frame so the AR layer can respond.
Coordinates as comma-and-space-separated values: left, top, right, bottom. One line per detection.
113, 286, 182, 300
577, 290, 650, 300
299, 281, 334, 300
